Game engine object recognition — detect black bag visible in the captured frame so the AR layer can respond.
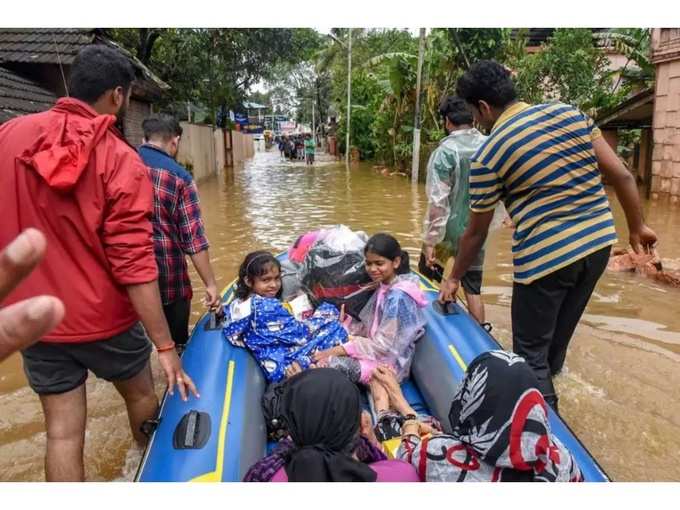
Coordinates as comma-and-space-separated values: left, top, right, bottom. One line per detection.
262, 382, 289, 441
418, 252, 444, 283
300, 241, 375, 320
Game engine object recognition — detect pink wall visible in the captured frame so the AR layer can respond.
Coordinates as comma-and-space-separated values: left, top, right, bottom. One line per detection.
651, 29, 680, 201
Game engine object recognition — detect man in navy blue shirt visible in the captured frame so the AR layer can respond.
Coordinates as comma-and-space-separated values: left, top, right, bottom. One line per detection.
139, 115, 220, 350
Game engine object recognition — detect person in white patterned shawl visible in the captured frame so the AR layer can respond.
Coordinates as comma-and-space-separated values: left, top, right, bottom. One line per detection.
373, 350, 583, 482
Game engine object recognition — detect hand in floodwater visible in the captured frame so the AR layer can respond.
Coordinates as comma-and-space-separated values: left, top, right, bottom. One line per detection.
630, 225, 658, 256
0, 229, 64, 362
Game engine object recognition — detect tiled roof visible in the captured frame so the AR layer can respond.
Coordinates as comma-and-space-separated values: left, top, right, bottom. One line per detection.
0, 28, 96, 65
0, 66, 56, 123
0, 28, 169, 94
596, 87, 654, 129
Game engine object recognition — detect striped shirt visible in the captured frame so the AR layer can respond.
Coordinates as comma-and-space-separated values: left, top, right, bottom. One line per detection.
469, 102, 617, 284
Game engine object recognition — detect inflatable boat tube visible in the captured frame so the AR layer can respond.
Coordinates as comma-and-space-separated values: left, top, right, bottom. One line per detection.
136, 254, 609, 482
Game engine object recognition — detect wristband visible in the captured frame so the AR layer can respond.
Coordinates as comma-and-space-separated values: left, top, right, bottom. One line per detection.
157, 342, 176, 353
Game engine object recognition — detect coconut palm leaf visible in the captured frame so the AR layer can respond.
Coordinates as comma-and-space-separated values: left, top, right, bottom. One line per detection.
362, 52, 417, 69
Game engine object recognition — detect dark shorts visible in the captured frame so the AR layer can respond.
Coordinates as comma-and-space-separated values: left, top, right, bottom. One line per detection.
417, 252, 483, 295
21, 322, 152, 395
461, 270, 483, 296
163, 298, 191, 346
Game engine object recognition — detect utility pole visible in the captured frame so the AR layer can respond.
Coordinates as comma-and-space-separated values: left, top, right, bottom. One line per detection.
411, 28, 426, 184
346, 29, 352, 166
312, 101, 316, 144
326, 30, 353, 164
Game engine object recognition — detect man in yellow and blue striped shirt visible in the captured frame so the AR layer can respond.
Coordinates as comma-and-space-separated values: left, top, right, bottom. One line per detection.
440, 60, 657, 411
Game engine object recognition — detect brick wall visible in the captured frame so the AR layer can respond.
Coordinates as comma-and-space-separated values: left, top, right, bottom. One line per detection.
651, 29, 680, 201
124, 99, 152, 148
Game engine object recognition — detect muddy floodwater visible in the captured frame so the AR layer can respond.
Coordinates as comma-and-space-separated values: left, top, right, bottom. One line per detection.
2, 149, 680, 481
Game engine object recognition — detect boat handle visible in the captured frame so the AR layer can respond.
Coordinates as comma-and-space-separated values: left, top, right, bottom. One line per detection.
433, 300, 458, 316
173, 410, 211, 450
204, 307, 226, 331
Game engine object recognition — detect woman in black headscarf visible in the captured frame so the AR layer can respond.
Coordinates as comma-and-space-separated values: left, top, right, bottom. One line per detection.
244, 368, 419, 482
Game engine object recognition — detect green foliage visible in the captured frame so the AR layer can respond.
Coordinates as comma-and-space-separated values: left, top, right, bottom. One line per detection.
510, 28, 653, 117
321, 28, 513, 169
618, 128, 642, 160
114, 27, 654, 175
446, 28, 513, 68
324, 27, 653, 173
321, 29, 417, 163
262, 60, 332, 127
336, 71, 385, 159
594, 28, 654, 91
511, 29, 614, 114
107, 28, 321, 120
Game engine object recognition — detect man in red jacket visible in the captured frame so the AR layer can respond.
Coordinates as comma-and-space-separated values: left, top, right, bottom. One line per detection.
0, 45, 198, 481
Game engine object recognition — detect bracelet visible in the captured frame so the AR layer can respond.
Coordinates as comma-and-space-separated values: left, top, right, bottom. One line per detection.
156, 342, 176, 353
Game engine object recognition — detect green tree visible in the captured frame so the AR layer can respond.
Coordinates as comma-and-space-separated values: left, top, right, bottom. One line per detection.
594, 28, 654, 93
107, 28, 322, 122
321, 29, 417, 162
511, 28, 628, 115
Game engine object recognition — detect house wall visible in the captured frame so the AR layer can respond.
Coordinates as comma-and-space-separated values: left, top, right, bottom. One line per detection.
234, 132, 255, 163
639, 128, 653, 192
214, 129, 226, 171
124, 99, 152, 147
176, 122, 217, 181
651, 28, 680, 201
177, 122, 254, 181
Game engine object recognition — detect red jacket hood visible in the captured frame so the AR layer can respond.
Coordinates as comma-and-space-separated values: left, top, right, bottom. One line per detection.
20, 97, 118, 192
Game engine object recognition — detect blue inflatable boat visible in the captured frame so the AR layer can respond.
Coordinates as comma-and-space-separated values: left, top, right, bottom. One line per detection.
135, 254, 609, 482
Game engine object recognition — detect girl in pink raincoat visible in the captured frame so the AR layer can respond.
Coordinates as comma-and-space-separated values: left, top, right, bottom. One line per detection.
314, 233, 428, 433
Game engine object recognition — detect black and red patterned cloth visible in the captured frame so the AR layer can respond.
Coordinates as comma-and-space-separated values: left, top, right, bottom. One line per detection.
398, 350, 583, 482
